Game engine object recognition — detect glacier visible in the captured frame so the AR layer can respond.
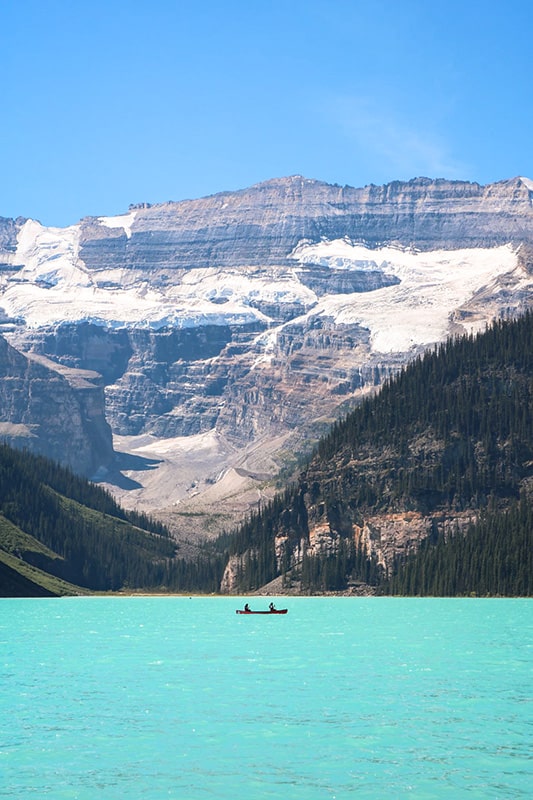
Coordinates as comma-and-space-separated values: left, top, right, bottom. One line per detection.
1, 219, 523, 356
2, 174, 533, 529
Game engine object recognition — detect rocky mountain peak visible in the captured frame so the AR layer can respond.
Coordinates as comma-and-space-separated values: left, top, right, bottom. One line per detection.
1, 174, 533, 522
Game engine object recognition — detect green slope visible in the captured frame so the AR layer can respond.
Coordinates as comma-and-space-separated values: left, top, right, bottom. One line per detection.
0, 553, 88, 597
0, 444, 226, 596
0, 514, 88, 596
0, 444, 176, 595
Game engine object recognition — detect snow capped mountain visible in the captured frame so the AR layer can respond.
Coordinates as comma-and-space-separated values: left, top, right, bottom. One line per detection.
1, 175, 533, 523
0, 217, 526, 351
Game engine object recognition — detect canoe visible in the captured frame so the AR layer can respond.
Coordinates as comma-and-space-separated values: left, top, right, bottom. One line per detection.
236, 609, 288, 615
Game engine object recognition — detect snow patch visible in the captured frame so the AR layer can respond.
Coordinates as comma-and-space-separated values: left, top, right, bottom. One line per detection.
98, 211, 137, 238
2, 225, 526, 355
14, 219, 91, 288
4, 222, 276, 329
519, 177, 533, 206
519, 176, 533, 192
290, 238, 382, 272
289, 239, 521, 353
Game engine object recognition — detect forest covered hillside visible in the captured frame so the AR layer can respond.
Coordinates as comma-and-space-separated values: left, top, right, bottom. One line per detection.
2, 311, 533, 597
0, 444, 224, 596
219, 312, 533, 596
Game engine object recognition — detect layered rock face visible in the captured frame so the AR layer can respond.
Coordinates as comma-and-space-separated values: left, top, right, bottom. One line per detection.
0, 335, 114, 476
77, 176, 533, 273
1, 175, 533, 513
12, 317, 394, 447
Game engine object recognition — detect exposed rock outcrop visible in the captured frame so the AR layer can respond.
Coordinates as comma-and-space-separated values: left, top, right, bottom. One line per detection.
0, 335, 114, 476
352, 510, 477, 575
1, 175, 533, 517
77, 176, 533, 273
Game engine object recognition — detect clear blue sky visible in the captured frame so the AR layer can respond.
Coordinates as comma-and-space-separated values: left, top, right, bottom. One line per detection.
2, 0, 532, 227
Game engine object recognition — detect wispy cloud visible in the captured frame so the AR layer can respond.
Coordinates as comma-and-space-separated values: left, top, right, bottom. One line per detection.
329, 95, 469, 181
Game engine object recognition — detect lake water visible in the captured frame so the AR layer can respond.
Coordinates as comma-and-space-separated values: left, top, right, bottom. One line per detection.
0, 597, 531, 799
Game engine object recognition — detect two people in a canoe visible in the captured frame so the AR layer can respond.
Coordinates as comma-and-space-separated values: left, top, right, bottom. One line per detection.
242, 602, 277, 612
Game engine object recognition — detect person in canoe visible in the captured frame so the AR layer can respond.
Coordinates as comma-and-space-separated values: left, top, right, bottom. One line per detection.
244, 603, 251, 612
269, 602, 276, 612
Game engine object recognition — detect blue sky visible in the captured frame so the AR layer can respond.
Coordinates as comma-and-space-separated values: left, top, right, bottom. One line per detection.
2, 0, 532, 227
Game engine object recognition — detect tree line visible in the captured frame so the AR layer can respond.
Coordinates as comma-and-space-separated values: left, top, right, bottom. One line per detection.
3, 311, 533, 596
215, 311, 533, 595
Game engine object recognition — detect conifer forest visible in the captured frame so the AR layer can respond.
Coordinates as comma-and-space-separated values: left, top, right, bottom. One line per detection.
1, 312, 533, 596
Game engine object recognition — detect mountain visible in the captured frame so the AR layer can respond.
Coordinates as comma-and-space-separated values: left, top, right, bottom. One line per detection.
0, 335, 114, 476
2, 312, 532, 598
1, 175, 533, 532
0, 442, 223, 596
218, 312, 533, 596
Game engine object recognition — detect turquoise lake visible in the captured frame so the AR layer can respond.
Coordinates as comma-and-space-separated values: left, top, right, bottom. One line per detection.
1, 597, 531, 799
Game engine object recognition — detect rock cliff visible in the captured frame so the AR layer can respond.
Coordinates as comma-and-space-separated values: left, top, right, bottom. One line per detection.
77, 176, 533, 273
1, 175, 533, 523
0, 335, 114, 476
